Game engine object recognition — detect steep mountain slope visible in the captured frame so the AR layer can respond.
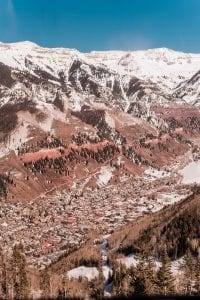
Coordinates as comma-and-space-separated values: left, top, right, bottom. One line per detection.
174, 69, 200, 105
109, 187, 200, 258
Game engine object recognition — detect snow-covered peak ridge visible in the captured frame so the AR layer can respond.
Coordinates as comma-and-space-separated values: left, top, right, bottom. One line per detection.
0, 41, 80, 53
0, 41, 87, 78
135, 47, 199, 59
1, 41, 39, 49
87, 47, 200, 63
86, 48, 200, 89
0, 41, 200, 90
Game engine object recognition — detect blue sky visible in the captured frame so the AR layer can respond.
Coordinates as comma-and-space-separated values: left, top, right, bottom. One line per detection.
0, 0, 200, 52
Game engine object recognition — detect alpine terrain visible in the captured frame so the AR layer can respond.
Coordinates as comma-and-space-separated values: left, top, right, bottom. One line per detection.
0, 42, 199, 298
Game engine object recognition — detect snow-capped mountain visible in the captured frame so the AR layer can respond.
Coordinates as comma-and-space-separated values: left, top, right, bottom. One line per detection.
1, 41, 200, 90
0, 41, 200, 159
86, 47, 200, 89
0, 42, 199, 157
1, 41, 200, 116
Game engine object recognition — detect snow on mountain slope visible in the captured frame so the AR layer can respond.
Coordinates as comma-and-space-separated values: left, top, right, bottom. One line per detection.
0, 42, 171, 117
0, 41, 200, 126
87, 48, 200, 90
1, 42, 200, 91
174, 70, 200, 105
67, 266, 99, 280
0, 41, 86, 79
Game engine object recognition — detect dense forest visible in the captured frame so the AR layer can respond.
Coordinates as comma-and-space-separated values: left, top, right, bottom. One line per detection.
118, 190, 200, 261
0, 244, 199, 299
111, 248, 200, 297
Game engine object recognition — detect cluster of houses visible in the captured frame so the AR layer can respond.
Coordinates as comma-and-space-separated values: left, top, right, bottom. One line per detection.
0, 162, 189, 269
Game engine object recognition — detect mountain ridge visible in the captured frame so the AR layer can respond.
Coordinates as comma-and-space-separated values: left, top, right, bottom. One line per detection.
1, 41, 200, 90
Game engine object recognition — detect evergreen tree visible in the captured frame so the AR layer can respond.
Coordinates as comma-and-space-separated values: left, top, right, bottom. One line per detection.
180, 249, 195, 295
132, 261, 147, 295
40, 268, 51, 298
0, 248, 8, 299
59, 275, 69, 299
194, 257, 200, 295
112, 263, 130, 296
157, 248, 175, 295
132, 255, 157, 295
57, 275, 69, 300
145, 256, 158, 294
11, 243, 29, 299
88, 279, 103, 299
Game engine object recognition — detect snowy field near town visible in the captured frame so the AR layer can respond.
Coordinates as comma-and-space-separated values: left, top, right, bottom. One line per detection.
67, 266, 99, 280
179, 160, 200, 184
118, 254, 184, 276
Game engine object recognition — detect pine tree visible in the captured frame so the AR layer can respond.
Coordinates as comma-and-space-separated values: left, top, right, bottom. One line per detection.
132, 260, 147, 295
132, 255, 157, 296
112, 263, 122, 295
60, 275, 68, 299
180, 249, 195, 295
40, 268, 51, 298
194, 257, 200, 295
145, 256, 158, 295
88, 279, 103, 299
0, 248, 8, 299
57, 275, 69, 300
111, 262, 135, 297
11, 243, 29, 299
157, 248, 175, 295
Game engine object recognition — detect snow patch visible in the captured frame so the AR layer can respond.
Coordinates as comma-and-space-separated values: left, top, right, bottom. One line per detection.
97, 166, 113, 187
144, 167, 170, 180
118, 254, 138, 268
0, 147, 9, 159
36, 102, 66, 133
150, 192, 186, 213
67, 266, 99, 281
179, 160, 200, 184
105, 113, 115, 128
4, 121, 31, 155
171, 257, 184, 275
118, 254, 183, 273
102, 265, 113, 282
70, 90, 83, 111
118, 254, 162, 270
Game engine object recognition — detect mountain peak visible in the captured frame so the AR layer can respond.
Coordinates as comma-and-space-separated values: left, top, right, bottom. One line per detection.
0, 40, 39, 49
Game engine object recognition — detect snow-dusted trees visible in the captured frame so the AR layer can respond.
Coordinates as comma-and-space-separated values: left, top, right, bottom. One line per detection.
157, 248, 175, 295
179, 249, 200, 295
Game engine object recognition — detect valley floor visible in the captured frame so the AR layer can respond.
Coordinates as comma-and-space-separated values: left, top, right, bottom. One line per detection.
0, 149, 196, 269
